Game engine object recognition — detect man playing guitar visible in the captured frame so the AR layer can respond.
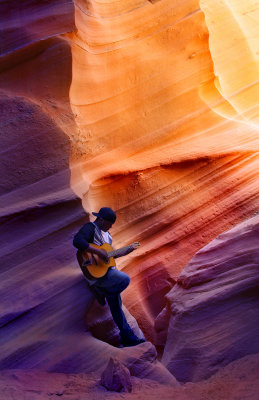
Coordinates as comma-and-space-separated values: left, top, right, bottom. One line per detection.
73, 207, 145, 347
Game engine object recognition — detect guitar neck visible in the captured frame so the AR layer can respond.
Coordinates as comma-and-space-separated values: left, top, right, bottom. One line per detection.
108, 245, 132, 258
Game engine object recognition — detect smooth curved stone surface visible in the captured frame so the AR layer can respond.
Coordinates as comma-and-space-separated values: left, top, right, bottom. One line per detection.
162, 214, 259, 382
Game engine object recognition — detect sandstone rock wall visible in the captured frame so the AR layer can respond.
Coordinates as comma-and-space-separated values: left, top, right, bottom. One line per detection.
0, 0, 258, 376
161, 214, 259, 382
0, 0, 173, 378
0, 0, 90, 372
67, 0, 259, 340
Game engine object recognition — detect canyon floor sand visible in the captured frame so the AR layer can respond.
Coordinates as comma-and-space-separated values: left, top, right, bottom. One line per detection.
1, 353, 258, 400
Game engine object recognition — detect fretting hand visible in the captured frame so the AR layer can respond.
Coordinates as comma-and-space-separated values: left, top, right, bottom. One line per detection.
127, 242, 140, 254
130, 242, 140, 251
98, 249, 109, 263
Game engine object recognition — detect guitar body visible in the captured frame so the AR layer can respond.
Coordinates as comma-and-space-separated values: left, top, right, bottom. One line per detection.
83, 243, 116, 278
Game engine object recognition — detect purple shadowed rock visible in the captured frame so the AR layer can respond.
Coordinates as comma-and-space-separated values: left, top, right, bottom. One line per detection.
161, 214, 259, 382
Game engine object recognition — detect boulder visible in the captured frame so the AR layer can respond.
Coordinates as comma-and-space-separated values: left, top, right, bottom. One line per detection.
101, 357, 132, 392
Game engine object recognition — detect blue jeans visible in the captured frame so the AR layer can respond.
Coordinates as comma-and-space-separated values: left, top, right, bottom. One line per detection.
93, 268, 133, 337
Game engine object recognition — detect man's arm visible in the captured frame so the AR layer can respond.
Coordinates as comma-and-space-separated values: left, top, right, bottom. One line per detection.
73, 223, 109, 262
113, 243, 139, 258
73, 222, 94, 252
113, 247, 134, 258
85, 245, 109, 262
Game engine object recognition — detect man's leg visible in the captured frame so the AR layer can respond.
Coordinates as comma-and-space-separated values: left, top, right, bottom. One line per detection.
106, 294, 131, 334
91, 268, 129, 308
93, 268, 145, 346
95, 268, 130, 294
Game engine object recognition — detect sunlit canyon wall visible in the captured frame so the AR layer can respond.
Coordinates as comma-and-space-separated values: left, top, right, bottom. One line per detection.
0, 0, 258, 368
68, 0, 259, 341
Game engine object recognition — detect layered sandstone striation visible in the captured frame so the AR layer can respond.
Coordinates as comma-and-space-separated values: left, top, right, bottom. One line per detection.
200, 0, 259, 124
0, 0, 174, 381
0, 0, 91, 375
0, 0, 259, 387
161, 213, 259, 382
68, 0, 259, 340
0, 0, 77, 215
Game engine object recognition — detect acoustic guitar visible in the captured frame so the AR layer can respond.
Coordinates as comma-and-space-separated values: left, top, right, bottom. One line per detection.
81, 242, 140, 278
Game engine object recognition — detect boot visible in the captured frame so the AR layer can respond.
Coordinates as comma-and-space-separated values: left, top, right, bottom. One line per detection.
120, 331, 146, 347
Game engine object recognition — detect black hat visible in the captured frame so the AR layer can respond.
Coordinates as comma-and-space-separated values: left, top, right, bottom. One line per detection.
92, 207, 117, 223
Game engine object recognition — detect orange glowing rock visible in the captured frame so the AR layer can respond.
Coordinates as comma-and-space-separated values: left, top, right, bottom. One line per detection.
67, 0, 259, 339
200, 0, 259, 124
0, 0, 259, 375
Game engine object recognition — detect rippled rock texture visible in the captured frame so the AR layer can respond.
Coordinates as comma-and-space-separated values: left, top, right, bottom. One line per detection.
68, 0, 259, 341
0, 0, 90, 374
0, 0, 259, 380
161, 214, 259, 382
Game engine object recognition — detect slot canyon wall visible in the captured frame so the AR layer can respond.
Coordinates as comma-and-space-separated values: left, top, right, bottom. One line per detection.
67, 0, 259, 341
0, 0, 259, 376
